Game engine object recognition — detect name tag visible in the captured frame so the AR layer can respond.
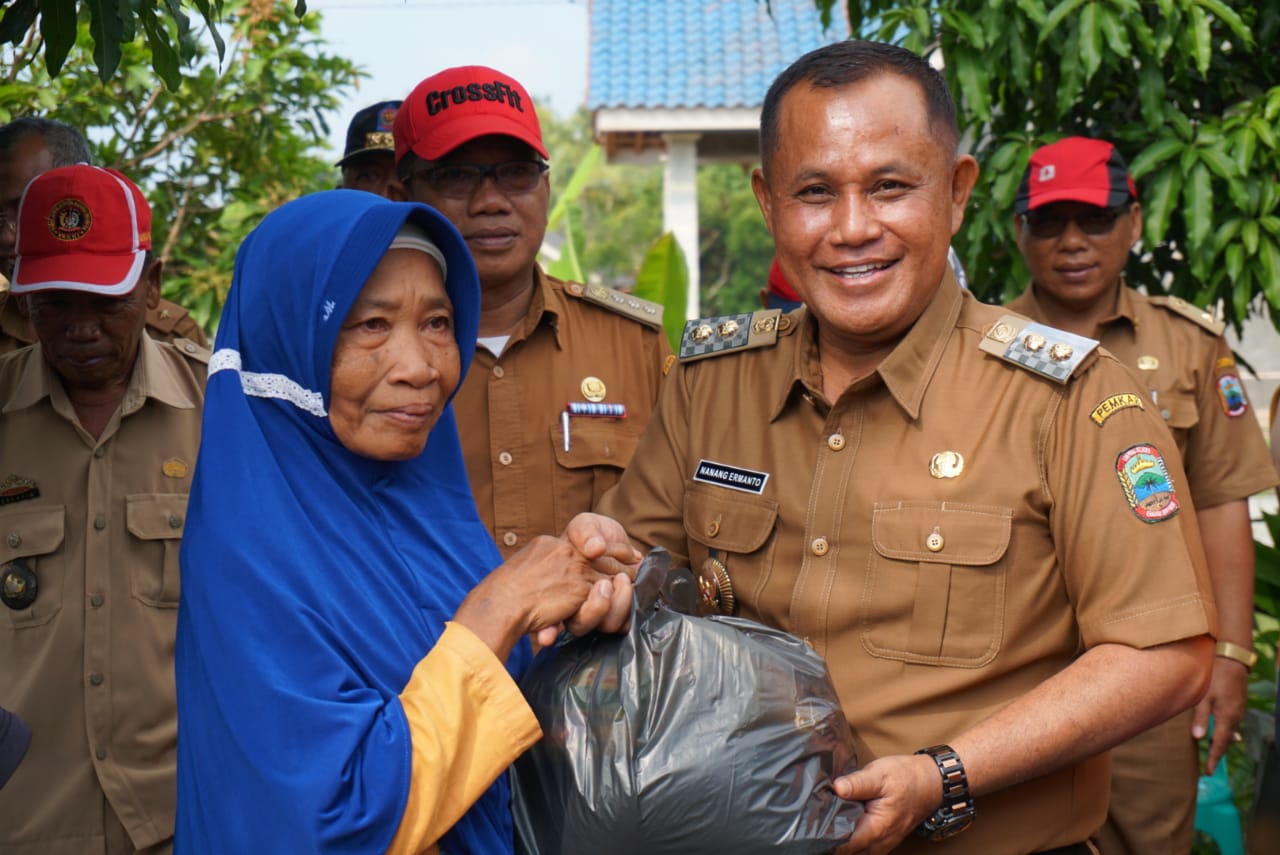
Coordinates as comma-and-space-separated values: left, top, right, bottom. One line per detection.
693, 459, 769, 495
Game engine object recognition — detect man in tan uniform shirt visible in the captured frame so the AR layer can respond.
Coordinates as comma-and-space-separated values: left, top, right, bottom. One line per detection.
394, 66, 669, 557
598, 40, 1216, 854
1005, 136, 1277, 854
0, 117, 207, 354
0, 165, 207, 854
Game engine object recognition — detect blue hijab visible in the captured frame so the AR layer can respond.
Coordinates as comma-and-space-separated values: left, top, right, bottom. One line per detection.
176, 190, 530, 853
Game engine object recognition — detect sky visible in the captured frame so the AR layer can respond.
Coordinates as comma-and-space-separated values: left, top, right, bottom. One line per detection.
307, 0, 590, 160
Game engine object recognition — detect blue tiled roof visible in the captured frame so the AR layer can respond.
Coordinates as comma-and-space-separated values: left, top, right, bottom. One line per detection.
589, 0, 848, 110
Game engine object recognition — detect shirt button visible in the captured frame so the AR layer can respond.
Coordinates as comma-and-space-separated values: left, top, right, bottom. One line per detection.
502, 531, 518, 547
827, 433, 846, 451
168, 515, 183, 529
810, 537, 829, 557
89, 673, 104, 686
184, 343, 197, 353
493, 365, 505, 378
95, 747, 107, 761
90, 594, 104, 608
6, 533, 19, 548
1160, 408, 1171, 420
93, 516, 106, 531
93, 446, 106, 458
706, 519, 720, 537
498, 451, 513, 466
926, 530, 945, 552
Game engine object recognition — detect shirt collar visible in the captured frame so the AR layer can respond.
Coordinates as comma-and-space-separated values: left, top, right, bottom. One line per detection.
1021, 279, 1136, 333
518, 267, 564, 350
767, 267, 963, 422
3, 332, 199, 415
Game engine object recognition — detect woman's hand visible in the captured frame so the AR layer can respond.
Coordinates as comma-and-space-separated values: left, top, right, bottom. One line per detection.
454, 516, 639, 660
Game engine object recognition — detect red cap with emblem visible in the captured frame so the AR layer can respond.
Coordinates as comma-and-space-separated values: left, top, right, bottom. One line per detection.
11, 164, 151, 296
394, 65, 548, 164
1014, 137, 1137, 215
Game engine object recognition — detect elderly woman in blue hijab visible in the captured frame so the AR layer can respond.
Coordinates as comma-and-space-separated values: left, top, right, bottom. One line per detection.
174, 190, 637, 854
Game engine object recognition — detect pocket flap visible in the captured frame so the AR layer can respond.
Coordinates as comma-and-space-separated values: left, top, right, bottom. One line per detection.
551, 419, 639, 471
872, 502, 1011, 565
126, 493, 190, 540
0, 505, 66, 559
684, 482, 778, 553
1159, 391, 1198, 430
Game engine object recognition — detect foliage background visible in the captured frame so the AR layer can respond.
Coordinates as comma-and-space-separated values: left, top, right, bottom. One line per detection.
0, 0, 357, 330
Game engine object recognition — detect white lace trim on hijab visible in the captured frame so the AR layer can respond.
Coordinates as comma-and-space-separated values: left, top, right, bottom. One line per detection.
208, 348, 328, 418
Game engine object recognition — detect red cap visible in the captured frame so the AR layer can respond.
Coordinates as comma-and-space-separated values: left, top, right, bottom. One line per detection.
767, 258, 801, 302
394, 65, 547, 164
11, 165, 151, 296
1014, 137, 1136, 214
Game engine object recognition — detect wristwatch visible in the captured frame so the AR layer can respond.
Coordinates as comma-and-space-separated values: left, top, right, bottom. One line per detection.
915, 744, 975, 841
1214, 640, 1257, 670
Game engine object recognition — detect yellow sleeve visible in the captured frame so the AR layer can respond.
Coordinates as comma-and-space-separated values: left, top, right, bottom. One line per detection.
385, 622, 542, 855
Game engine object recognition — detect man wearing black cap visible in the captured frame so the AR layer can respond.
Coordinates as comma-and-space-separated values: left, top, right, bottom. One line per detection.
1006, 136, 1277, 854
0, 164, 207, 854
337, 100, 405, 201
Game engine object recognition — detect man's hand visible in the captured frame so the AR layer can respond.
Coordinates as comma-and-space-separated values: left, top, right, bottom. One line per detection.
831, 753, 942, 855
1191, 657, 1250, 773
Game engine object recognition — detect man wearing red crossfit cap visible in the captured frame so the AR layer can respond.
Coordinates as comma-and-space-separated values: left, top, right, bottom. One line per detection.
394, 66, 670, 559
0, 164, 208, 854
0, 117, 208, 354
1006, 136, 1276, 854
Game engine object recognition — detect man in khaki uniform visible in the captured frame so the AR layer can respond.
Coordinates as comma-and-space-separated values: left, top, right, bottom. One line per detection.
0, 165, 207, 854
336, 99, 405, 200
598, 40, 1215, 854
0, 117, 207, 354
1005, 136, 1277, 854
394, 66, 670, 557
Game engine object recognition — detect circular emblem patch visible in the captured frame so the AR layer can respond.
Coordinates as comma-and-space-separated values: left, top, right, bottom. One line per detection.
48, 198, 92, 241
1115, 444, 1180, 523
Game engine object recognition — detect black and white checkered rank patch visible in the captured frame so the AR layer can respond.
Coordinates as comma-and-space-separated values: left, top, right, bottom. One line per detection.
679, 313, 753, 360
1000, 323, 1098, 383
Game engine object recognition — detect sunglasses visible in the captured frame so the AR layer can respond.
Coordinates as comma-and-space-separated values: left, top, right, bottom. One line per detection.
1021, 204, 1132, 239
410, 160, 548, 200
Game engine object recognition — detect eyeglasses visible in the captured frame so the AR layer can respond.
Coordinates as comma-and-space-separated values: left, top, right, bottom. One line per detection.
1021, 204, 1131, 239
410, 160, 548, 199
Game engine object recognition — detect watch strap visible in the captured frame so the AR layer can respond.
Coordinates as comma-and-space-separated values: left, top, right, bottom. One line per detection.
914, 744, 975, 841
1214, 640, 1257, 670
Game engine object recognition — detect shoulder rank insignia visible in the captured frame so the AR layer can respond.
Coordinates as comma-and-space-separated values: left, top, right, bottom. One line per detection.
1149, 296, 1225, 336
573, 282, 664, 330
679, 309, 782, 362
173, 338, 212, 364
978, 314, 1098, 383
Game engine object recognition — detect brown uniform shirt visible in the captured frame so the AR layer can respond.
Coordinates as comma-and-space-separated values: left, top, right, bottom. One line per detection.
0, 334, 208, 854
597, 273, 1216, 854
454, 268, 670, 558
1008, 284, 1278, 507
0, 292, 208, 355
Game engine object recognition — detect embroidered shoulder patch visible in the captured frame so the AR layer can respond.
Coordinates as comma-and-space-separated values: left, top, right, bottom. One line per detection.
0, 475, 39, 506
1216, 373, 1248, 417
1115, 444, 1180, 523
1090, 393, 1145, 426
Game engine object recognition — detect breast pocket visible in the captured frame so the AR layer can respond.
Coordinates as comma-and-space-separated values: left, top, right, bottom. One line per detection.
0, 505, 66, 629
550, 419, 640, 530
860, 501, 1012, 667
1154, 389, 1198, 431
126, 494, 188, 608
684, 482, 779, 613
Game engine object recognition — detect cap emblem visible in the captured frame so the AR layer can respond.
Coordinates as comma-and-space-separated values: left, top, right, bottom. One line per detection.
1038, 164, 1056, 183
48, 199, 92, 241
363, 131, 394, 149
377, 107, 397, 129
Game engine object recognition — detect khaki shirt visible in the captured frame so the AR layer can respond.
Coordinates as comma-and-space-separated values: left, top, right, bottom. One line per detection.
597, 273, 1215, 853
1008, 284, 1277, 507
0, 334, 207, 854
0, 294, 208, 355
454, 268, 670, 558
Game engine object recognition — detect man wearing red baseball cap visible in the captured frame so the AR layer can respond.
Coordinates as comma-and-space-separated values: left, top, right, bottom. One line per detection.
0, 164, 208, 854
1006, 136, 1276, 854
393, 66, 671, 559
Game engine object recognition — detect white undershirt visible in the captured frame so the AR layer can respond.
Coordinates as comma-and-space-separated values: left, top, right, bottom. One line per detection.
476, 335, 511, 357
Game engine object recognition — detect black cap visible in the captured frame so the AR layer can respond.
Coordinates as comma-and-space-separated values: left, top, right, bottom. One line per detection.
336, 101, 402, 168
0, 707, 31, 788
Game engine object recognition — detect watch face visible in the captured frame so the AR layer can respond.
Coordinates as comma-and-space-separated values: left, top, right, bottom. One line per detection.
931, 814, 974, 840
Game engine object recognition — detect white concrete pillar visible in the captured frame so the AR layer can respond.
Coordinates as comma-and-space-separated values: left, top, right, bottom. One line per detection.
662, 133, 701, 320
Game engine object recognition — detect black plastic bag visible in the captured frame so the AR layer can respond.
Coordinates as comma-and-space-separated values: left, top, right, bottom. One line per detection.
512, 548, 863, 854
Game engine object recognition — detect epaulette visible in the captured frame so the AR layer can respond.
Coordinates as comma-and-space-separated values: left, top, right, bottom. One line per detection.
171, 338, 211, 365
1149, 296, 1225, 336
978, 314, 1098, 384
679, 309, 787, 362
566, 281, 664, 330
